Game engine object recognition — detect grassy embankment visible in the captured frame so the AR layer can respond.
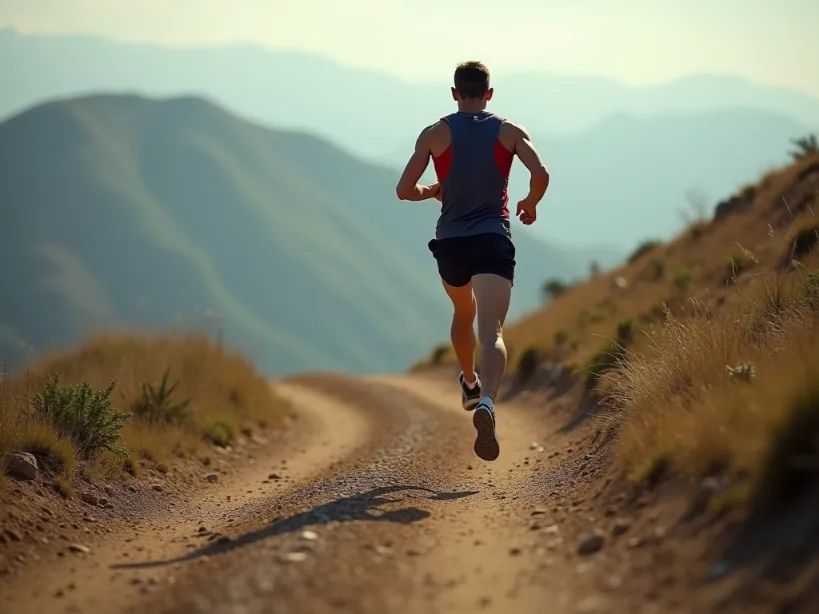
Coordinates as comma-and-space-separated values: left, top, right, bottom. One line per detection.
0, 333, 287, 495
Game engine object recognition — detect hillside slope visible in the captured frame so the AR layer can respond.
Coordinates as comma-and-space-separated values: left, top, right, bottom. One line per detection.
0, 94, 601, 374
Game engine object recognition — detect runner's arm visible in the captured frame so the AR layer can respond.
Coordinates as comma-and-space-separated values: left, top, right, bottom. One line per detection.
395, 126, 440, 201
511, 124, 549, 206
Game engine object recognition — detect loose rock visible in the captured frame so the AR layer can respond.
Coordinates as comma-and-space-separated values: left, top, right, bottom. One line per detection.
577, 531, 605, 555
5, 453, 38, 480
81, 493, 99, 506
205, 474, 218, 483
68, 544, 90, 554
611, 519, 631, 536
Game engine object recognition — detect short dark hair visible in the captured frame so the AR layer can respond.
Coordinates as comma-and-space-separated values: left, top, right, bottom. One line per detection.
453, 61, 491, 99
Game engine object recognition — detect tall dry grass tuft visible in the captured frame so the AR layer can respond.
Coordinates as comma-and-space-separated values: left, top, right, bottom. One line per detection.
601, 267, 819, 495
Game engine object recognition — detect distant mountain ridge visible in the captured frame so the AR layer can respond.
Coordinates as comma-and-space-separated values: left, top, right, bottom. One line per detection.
0, 93, 614, 374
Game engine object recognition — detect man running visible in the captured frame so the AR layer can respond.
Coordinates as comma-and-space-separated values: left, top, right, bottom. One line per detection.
395, 61, 550, 462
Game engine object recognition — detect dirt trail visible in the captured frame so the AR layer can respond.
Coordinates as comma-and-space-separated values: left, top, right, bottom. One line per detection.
2, 372, 662, 614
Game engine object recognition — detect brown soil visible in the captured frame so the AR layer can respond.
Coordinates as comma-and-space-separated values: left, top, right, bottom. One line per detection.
1, 371, 816, 613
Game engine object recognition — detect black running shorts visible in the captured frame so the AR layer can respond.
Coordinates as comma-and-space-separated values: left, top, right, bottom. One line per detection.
427, 232, 516, 288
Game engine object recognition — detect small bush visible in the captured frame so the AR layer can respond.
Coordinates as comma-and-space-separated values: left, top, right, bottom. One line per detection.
650, 259, 665, 281
31, 374, 130, 458
674, 267, 695, 291
430, 343, 449, 365
554, 329, 569, 348
52, 477, 75, 499
585, 342, 627, 391
785, 222, 819, 263
517, 347, 540, 382
628, 240, 662, 264
132, 368, 191, 425
542, 279, 570, 302
789, 134, 818, 162
725, 253, 755, 284
203, 421, 235, 448
616, 319, 635, 346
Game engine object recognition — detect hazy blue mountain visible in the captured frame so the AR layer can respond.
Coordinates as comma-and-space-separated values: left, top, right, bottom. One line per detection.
0, 94, 614, 374
3, 27, 818, 164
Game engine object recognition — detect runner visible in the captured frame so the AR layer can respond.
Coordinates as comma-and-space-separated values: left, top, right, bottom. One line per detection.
396, 60, 550, 461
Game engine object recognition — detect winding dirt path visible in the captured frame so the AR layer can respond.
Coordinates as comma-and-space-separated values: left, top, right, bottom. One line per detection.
2, 372, 678, 614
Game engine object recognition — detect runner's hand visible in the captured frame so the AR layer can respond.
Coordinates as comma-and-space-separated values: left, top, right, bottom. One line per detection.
516, 198, 537, 225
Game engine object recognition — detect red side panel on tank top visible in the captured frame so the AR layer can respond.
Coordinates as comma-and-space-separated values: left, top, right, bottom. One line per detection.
433, 141, 513, 183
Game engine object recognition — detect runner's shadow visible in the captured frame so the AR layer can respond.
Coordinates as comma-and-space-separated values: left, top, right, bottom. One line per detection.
111, 485, 477, 570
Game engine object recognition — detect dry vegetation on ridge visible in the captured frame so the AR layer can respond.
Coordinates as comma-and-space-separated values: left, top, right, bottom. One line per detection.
0, 333, 287, 495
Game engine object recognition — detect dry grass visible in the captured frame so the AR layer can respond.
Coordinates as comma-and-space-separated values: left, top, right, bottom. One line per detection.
1, 333, 288, 490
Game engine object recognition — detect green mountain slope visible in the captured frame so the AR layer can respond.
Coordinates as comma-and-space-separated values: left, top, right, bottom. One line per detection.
0, 94, 607, 374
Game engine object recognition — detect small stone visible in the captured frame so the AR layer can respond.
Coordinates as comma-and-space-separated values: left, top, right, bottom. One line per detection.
81, 493, 99, 506
281, 552, 307, 562
577, 531, 605, 555
151, 485, 163, 492
68, 544, 90, 554
301, 530, 319, 541
4, 529, 22, 542
611, 519, 631, 536
99, 498, 108, 506
205, 474, 218, 483
543, 524, 560, 535
509, 547, 522, 556
627, 536, 644, 549
268, 473, 281, 480
104, 486, 114, 496
5, 452, 38, 480
530, 508, 548, 516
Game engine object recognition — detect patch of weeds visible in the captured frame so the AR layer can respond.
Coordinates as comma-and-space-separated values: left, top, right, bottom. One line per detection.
650, 259, 665, 281
628, 240, 663, 264
554, 329, 569, 348
133, 368, 191, 425
674, 267, 695, 292
708, 481, 752, 518
542, 278, 570, 302
52, 477, 75, 499
18, 422, 78, 478
616, 319, 635, 346
124, 455, 140, 476
752, 377, 819, 515
783, 221, 819, 265
516, 347, 540, 383
724, 254, 756, 284
726, 362, 757, 382
32, 374, 130, 458
203, 421, 235, 448
156, 462, 170, 474
430, 343, 449, 366
585, 342, 627, 391
628, 452, 671, 489
804, 269, 819, 307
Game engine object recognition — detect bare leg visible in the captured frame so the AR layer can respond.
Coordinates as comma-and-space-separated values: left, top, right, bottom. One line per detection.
472, 273, 512, 402
441, 280, 477, 383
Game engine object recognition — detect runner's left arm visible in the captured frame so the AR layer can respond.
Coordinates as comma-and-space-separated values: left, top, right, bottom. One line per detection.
395, 125, 440, 201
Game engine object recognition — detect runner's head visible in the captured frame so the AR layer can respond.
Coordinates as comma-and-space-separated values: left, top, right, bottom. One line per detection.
451, 61, 494, 106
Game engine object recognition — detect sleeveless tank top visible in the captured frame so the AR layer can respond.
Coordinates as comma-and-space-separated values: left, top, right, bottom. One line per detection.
431, 111, 514, 241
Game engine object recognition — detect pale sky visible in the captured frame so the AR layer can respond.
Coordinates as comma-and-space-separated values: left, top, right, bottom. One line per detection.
3, 0, 819, 96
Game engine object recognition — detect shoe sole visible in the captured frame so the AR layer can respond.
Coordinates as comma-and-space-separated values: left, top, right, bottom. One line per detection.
472, 407, 499, 461
462, 397, 481, 411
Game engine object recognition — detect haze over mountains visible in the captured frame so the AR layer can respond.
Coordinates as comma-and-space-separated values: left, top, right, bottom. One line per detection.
3, 28, 817, 248
0, 94, 608, 375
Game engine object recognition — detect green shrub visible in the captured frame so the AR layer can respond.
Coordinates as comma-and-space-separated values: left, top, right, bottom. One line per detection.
516, 347, 540, 382
650, 259, 665, 281
203, 421, 235, 447
31, 374, 130, 457
725, 253, 755, 284
585, 342, 627, 390
132, 368, 191, 424
674, 267, 695, 291
430, 343, 449, 365
786, 222, 819, 262
616, 319, 635, 345
542, 278, 570, 302
628, 240, 662, 264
